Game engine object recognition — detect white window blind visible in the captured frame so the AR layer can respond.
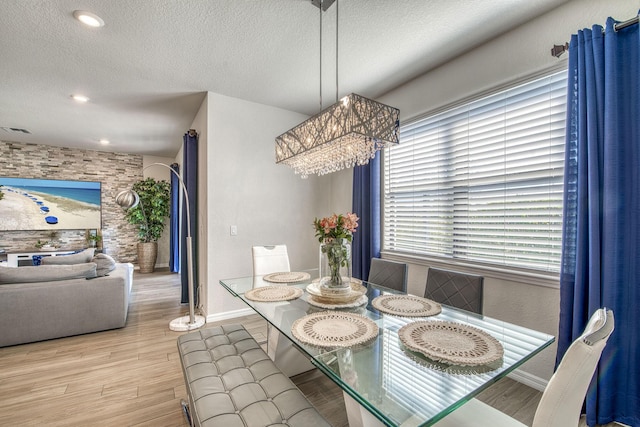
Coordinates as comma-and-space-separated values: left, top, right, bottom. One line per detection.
383, 71, 567, 273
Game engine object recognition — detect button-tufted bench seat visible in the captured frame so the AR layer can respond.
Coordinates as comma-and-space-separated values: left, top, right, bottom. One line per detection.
177, 324, 330, 427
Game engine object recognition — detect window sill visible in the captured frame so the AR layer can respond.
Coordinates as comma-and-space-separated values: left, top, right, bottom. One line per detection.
380, 251, 560, 289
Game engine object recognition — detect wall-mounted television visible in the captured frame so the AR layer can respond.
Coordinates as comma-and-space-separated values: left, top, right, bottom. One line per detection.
0, 177, 101, 231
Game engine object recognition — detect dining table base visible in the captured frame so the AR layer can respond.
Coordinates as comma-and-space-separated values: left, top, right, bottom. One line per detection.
268, 327, 314, 376
344, 391, 385, 427
267, 304, 315, 377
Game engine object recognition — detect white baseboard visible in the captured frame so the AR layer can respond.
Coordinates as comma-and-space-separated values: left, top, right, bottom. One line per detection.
206, 308, 256, 323
508, 369, 548, 392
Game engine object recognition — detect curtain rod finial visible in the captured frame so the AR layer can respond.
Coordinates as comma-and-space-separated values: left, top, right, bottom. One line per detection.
551, 43, 569, 58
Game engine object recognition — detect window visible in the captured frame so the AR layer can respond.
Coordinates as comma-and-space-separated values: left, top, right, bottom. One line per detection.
383, 71, 567, 273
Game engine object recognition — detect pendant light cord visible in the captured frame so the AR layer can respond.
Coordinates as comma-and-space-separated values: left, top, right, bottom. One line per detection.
318, 0, 339, 110
319, 0, 323, 111
335, 0, 339, 103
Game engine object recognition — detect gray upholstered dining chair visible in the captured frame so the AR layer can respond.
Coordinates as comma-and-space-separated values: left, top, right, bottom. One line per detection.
252, 244, 290, 276
367, 258, 408, 292
433, 308, 615, 427
424, 267, 484, 314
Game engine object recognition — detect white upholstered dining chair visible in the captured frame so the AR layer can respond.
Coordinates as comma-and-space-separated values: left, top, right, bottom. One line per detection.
252, 244, 291, 276
433, 308, 615, 427
251, 244, 312, 376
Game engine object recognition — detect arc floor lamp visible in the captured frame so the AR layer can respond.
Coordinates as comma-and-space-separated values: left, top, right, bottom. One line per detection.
116, 162, 205, 331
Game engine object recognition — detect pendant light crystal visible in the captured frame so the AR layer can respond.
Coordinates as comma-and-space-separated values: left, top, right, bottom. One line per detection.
276, 94, 399, 178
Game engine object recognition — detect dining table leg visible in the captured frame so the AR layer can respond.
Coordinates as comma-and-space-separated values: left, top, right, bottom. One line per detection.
268, 303, 315, 377
343, 391, 386, 427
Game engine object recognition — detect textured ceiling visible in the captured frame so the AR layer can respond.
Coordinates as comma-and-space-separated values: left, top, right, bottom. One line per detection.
0, 0, 568, 157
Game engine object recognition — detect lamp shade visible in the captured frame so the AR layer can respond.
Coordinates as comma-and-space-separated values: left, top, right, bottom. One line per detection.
115, 189, 139, 209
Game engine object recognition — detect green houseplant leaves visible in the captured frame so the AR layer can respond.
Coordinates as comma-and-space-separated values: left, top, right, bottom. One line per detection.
124, 178, 171, 243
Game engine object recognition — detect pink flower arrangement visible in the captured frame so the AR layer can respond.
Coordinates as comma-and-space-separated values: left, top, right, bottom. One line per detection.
313, 212, 359, 243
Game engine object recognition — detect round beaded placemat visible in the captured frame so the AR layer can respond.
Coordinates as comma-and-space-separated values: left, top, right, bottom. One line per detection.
244, 286, 303, 302
291, 311, 379, 348
398, 320, 504, 366
371, 294, 442, 317
263, 271, 311, 283
403, 348, 501, 375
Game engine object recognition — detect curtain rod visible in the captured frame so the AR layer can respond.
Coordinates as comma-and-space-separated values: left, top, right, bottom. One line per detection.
551, 15, 639, 58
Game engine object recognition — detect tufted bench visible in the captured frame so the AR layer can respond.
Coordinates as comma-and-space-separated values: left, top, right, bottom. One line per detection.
177, 324, 330, 427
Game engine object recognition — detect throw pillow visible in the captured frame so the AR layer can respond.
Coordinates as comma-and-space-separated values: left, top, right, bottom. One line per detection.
41, 248, 95, 265
93, 253, 117, 277
0, 263, 97, 284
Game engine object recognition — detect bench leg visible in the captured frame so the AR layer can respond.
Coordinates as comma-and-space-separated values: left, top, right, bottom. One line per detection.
181, 399, 194, 427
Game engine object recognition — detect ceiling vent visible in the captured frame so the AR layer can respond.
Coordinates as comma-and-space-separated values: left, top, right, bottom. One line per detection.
1, 127, 31, 134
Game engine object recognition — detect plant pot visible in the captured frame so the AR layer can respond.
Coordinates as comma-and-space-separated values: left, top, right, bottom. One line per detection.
137, 242, 157, 273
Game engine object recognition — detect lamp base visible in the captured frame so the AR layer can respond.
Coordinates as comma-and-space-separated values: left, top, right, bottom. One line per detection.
169, 314, 206, 332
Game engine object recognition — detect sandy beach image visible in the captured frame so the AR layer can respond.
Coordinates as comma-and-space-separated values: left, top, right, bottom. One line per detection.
0, 187, 101, 230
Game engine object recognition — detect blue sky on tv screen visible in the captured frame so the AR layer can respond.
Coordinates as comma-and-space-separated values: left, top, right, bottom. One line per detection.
0, 177, 101, 206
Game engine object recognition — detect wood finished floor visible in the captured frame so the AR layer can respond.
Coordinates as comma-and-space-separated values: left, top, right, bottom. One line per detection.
0, 269, 548, 426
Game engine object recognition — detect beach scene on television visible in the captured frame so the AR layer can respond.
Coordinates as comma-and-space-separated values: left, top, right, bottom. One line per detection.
0, 177, 101, 231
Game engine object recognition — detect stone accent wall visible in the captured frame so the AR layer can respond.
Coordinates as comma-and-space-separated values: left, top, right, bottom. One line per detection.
0, 140, 143, 263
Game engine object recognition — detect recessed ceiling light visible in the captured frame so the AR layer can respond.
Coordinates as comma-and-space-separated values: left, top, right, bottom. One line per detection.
99, 139, 110, 145
73, 10, 105, 28
71, 94, 90, 103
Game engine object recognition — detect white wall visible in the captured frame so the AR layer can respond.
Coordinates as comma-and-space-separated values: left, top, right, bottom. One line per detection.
191, 96, 208, 314
197, 93, 334, 318
333, 0, 638, 385
328, 168, 353, 214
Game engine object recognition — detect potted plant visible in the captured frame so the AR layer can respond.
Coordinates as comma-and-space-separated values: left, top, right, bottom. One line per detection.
35, 240, 58, 250
123, 177, 171, 273
35, 231, 61, 251
86, 233, 102, 248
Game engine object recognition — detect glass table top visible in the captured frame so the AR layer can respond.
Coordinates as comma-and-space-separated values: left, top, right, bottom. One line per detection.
219, 271, 554, 427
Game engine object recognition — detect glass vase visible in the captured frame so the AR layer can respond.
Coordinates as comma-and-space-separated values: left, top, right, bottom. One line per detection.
319, 238, 351, 289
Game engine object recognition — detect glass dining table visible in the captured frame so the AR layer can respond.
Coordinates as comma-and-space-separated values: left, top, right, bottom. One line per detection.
219, 270, 554, 427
